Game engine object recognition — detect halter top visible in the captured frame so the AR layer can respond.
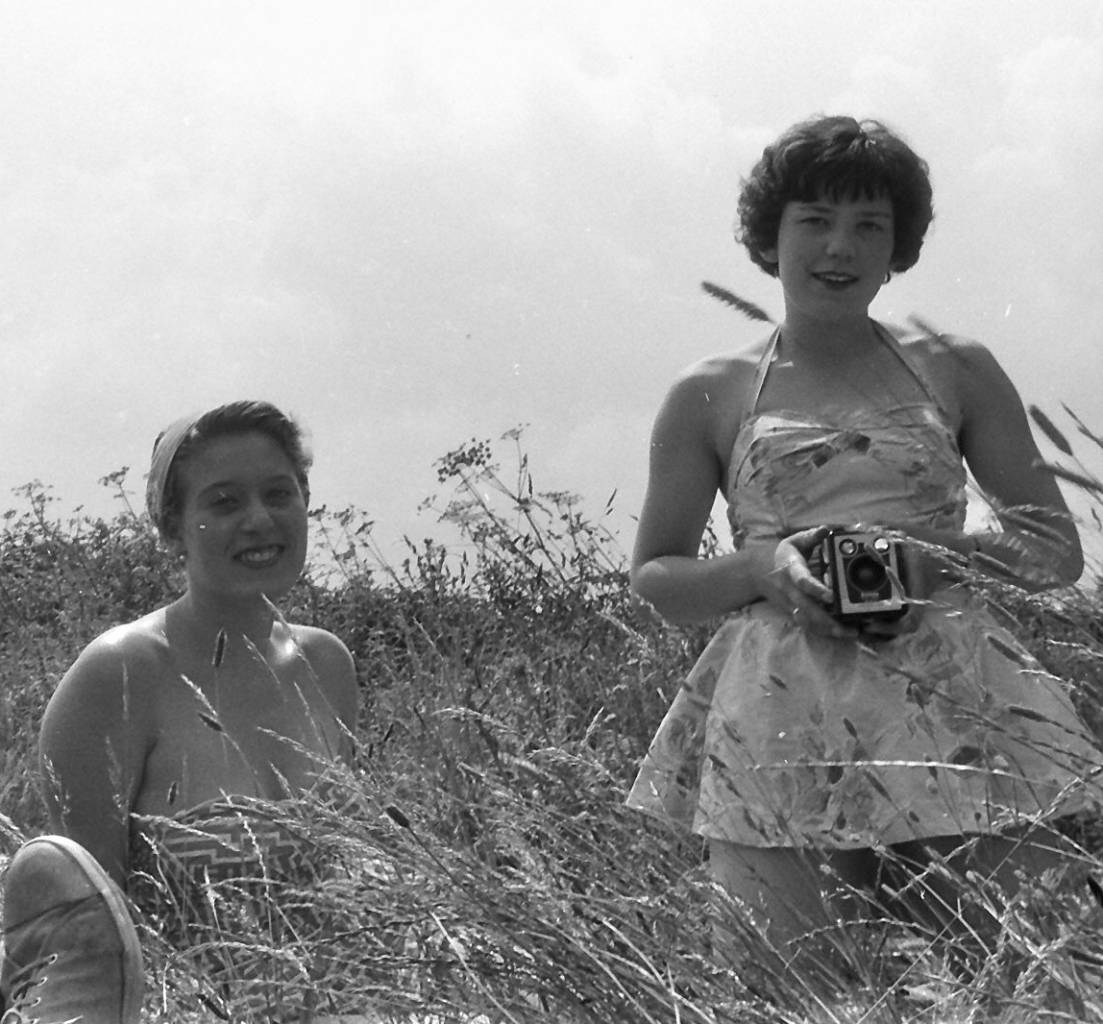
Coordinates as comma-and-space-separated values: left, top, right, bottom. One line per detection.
627, 324, 1101, 846
726, 325, 968, 547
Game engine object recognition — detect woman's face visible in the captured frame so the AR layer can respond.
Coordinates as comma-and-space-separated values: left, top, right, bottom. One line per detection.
761, 193, 895, 324
170, 431, 309, 602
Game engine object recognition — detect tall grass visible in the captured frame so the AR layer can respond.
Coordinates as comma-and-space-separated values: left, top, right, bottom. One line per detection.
1, 420, 1102, 1023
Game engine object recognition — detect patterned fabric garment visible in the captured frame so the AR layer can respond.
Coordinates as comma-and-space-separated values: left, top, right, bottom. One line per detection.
129, 796, 324, 914
627, 326, 1103, 848
127, 793, 416, 1022
128, 796, 330, 1021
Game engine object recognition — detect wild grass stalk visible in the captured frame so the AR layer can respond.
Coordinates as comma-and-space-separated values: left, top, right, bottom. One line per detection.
1, 417, 1102, 1022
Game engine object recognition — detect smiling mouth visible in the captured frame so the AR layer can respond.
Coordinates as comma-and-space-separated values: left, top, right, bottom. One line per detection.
235, 545, 283, 568
813, 271, 859, 286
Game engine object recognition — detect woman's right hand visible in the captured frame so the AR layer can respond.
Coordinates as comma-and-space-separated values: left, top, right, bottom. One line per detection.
765, 527, 858, 639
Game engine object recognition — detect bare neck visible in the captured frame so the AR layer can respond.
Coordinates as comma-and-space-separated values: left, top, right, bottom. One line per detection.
167, 590, 280, 658
779, 312, 882, 365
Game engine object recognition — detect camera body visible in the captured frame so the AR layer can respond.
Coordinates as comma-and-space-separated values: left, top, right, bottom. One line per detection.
815, 528, 907, 624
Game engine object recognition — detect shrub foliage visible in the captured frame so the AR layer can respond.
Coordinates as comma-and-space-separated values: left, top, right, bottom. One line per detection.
2, 427, 1103, 1022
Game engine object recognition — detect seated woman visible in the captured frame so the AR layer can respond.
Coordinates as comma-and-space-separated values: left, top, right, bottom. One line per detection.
1, 400, 359, 1024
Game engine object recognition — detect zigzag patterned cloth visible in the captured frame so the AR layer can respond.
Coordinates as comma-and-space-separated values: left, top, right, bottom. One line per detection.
128, 796, 330, 1020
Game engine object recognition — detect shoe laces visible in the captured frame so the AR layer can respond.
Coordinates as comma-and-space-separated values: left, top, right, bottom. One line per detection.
1, 953, 79, 1024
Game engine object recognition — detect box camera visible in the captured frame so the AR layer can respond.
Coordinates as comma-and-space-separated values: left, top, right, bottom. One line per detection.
816, 529, 907, 624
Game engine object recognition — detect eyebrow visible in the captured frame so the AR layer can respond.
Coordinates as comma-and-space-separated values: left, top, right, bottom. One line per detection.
794, 201, 892, 219
196, 473, 297, 496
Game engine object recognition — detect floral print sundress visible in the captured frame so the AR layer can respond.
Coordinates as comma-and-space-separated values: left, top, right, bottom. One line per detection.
627, 325, 1102, 848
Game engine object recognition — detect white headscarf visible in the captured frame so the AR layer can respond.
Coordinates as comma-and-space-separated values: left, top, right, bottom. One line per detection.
145, 411, 204, 529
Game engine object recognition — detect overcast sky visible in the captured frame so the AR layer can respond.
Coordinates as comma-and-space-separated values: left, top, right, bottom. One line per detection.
2, 1, 1101, 571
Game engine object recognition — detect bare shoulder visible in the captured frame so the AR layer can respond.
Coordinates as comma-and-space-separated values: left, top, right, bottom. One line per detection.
672, 340, 765, 398
884, 319, 994, 368
288, 625, 358, 716
59, 610, 170, 694
657, 337, 770, 450
883, 321, 1007, 420
42, 610, 170, 751
902, 326, 991, 364
290, 624, 355, 667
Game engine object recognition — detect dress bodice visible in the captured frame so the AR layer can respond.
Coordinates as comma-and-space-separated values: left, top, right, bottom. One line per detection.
725, 324, 967, 546
726, 403, 967, 546
628, 323, 1101, 848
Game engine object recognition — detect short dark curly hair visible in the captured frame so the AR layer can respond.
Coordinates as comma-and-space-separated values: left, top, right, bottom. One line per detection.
152, 400, 312, 539
736, 115, 934, 277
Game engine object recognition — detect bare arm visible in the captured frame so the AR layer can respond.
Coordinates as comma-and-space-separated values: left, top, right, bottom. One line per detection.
299, 628, 359, 766
954, 338, 1082, 588
39, 637, 153, 885
630, 359, 842, 631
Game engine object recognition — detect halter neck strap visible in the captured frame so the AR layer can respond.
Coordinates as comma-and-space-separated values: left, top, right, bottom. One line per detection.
746, 322, 947, 417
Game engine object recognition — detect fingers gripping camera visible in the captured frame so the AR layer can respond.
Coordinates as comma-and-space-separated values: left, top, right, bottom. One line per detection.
814, 528, 908, 624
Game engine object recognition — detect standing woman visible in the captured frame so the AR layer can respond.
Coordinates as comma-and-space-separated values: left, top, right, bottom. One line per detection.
626, 116, 1101, 978
1, 401, 358, 1023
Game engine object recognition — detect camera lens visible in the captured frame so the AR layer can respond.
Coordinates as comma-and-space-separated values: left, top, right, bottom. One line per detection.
846, 553, 888, 592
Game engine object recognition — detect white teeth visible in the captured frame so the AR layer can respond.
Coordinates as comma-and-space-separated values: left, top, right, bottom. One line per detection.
238, 547, 280, 566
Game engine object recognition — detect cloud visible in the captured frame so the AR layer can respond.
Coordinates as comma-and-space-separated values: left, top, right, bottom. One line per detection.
1, 1, 1100, 558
